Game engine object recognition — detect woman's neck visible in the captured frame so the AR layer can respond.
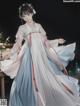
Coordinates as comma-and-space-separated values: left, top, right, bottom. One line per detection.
26, 20, 35, 27
27, 19, 34, 24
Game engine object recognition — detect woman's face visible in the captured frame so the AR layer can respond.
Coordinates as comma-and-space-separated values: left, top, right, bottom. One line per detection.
22, 13, 33, 22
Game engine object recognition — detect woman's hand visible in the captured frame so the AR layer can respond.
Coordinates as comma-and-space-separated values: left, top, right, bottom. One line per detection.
61, 64, 68, 75
2, 49, 11, 60
58, 38, 66, 44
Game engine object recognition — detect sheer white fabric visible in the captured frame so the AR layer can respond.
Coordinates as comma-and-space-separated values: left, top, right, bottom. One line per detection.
1, 22, 80, 106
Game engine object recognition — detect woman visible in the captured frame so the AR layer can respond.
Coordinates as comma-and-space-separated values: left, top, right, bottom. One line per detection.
1, 3, 80, 106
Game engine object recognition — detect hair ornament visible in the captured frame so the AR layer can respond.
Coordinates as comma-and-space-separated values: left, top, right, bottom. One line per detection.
28, 3, 36, 14
28, 3, 32, 7
33, 9, 36, 14
22, 3, 25, 6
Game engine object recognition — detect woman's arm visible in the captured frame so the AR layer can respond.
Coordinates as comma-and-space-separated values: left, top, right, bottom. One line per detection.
38, 24, 68, 74
4, 26, 24, 59
11, 26, 23, 53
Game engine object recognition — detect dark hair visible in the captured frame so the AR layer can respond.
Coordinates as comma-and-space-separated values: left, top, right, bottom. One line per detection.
19, 3, 35, 18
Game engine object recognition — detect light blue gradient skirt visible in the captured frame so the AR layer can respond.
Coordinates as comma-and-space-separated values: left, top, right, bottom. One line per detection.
9, 47, 36, 106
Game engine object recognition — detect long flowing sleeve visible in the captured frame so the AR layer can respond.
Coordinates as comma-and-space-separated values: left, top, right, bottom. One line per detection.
45, 46, 65, 70
0, 26, 24, 79
48, 39, 60, 47
39, 24, 47, 42
10, 26, 23, 61
38, 24, 64, 70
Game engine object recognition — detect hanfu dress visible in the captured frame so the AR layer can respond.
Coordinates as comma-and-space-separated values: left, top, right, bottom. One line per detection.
1, 22, 80, 106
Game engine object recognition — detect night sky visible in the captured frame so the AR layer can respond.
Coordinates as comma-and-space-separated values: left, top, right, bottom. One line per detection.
0, 0, 80, 44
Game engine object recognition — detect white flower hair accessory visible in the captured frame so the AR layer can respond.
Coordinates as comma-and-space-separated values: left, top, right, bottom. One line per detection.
28, 3, 36, 15
33, 9, 36, 14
